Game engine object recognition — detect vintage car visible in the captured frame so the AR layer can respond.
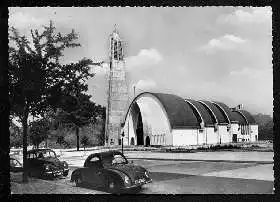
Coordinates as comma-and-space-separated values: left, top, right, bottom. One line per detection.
26, 149, 69, 179
70, 150, 152, 193
10, 157, 23, 172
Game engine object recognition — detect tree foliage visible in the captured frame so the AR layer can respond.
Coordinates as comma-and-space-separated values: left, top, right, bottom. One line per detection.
54, 93, 105, 150
253, 113, 273, 140
8, 20, 98, 182
29, 118, 51, 149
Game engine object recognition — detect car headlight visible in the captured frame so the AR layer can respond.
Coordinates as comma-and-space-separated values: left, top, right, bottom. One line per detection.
124, 175, 130, 184
44, 165, 50, 171
145, 171, 149, 178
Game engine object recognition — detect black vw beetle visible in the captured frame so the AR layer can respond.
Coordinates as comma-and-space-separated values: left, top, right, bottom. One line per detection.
10, 157, 23, 172
70, 150, 152, 193
26, 149, 69, 179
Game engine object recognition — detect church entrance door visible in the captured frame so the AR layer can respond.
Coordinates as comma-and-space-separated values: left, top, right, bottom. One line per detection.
136, 112, 144, 145
232, 134, 237, 143
145, 136, 150, 147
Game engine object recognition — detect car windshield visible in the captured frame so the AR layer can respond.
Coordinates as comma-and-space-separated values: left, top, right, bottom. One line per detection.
10, 159, 21, 167
37, 150, 56, 158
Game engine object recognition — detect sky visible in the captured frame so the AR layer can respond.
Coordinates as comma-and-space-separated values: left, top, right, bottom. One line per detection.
9, 7, 272, 116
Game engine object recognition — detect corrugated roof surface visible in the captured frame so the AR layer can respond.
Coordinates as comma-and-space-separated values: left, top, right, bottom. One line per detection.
186, 99, 215, 126
150, 93, 200, 129
239, 110, 256, 124
125, 92, 255, 129
198, 100, 228, 124
231, 111, 247, 124
212, 101, 237, 123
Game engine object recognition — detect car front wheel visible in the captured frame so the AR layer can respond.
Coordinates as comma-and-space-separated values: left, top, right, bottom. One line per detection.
106, 180, 120, 193
63, 170, 69, 177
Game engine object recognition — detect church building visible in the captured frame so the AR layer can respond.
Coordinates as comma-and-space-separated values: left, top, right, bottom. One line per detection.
122, 92, 258, 146
104, 28, 258, 147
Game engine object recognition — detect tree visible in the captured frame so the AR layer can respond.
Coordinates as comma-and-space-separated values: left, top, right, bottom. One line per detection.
29, 118, 51, 149
253, 113, 273, 140
55, 93, 103, 151
8, 21, 101, 182
81, 135, 90, 151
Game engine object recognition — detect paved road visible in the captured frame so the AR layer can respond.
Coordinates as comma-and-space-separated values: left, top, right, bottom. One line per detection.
136, 160, 273, 194
11, 158, 273, 194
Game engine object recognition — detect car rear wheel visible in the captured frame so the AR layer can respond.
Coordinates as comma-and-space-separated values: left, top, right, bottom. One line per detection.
75, 175, 83, 187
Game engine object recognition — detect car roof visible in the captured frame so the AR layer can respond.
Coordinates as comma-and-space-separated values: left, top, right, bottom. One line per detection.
27, 148, 54, 154
98, 150, 123, 157
87, 150, 123, 159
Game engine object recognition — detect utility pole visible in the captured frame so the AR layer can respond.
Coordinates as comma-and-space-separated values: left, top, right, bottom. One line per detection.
133, 85, 136, 98
120, 123, 124, 154
128, 113, 130, 145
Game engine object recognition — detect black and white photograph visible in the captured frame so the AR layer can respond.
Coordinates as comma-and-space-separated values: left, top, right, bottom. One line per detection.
8, 7, 273, 194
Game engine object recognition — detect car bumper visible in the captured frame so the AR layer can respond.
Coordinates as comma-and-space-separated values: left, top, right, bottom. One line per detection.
122, 178, 152, 190
43, 168, 69, 178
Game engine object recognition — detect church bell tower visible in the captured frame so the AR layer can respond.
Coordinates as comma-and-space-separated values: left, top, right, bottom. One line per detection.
105, 26, 129, 146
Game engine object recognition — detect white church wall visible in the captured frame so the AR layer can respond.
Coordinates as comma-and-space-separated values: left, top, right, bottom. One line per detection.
123, 111, 136, 145
238, 125, 245, 142
135, 95, 172, 146
142, 119, 153, 145
250, 125, 258, 142
217, 125, 228, 144
172, 129, 197, 146
220, 126, 230, 143
205, 127, 216, 144
197, 129, 205, 145
230, 123, 239, 143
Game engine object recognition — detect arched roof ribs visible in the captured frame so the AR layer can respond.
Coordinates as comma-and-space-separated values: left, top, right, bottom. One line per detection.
123, 92, 200, 130
239, 110, 256, 124
185, 99, 204, 128
198, 100, 228, 124
234, 110, 249, 125
186, 99, 216, 126
231, 110, 248, 125
211, 102, 231, 124
197, 100, 218, 124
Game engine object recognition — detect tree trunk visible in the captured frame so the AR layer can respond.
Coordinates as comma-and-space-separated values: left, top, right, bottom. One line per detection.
22, 104, 29, 183
76, 126, 79, 151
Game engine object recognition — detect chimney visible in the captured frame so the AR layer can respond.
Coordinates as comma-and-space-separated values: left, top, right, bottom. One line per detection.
236, 104, 243, 110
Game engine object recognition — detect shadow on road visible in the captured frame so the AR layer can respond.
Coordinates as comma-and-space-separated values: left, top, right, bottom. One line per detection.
150, 172, 193, 182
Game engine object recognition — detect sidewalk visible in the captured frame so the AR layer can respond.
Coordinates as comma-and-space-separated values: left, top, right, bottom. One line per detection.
12, 149, 274, 165
123, 151, 274, 164
10, 172, 107, 194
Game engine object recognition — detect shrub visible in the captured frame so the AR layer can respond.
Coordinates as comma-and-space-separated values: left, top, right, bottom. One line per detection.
251, 144, 260, 148
81, 135, 90, 150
